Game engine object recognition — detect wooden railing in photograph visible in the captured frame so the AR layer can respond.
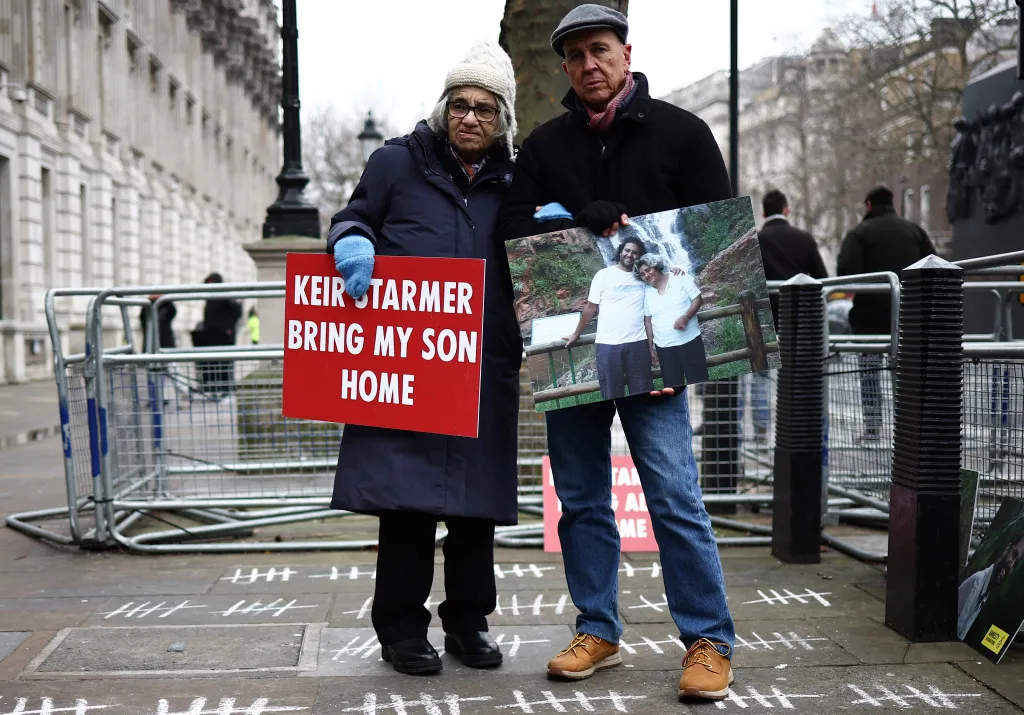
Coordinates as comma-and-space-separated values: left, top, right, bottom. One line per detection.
526, 290, 778, 404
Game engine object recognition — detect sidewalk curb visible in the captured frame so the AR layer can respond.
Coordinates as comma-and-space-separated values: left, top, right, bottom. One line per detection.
0, 425, 62, 452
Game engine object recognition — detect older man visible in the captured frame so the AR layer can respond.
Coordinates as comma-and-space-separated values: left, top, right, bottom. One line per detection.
327, 38, 522, 676
636, 254, 709, 388
498, 4, 735, 701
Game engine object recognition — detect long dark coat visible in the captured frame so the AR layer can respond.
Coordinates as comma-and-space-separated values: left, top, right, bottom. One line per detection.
325, 122, 523, 525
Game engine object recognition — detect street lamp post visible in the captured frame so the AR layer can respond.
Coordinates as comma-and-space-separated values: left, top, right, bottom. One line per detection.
357, 112, 385, 167
262, 0, 320, 239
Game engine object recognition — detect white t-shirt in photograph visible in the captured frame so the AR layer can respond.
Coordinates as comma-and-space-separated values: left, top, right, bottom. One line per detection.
587, 266, 647, 345
644, 273, 703, 348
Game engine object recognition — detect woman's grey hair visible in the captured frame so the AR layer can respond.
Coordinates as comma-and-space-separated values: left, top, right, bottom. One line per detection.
427, 88, 514, 150
634, 253, 666, 276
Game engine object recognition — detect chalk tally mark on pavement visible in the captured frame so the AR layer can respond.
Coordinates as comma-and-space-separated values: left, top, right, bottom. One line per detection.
339, 595, 574, 621
846, 683, 982, 709
617, 635, 686, 655
329, 632, 551, 662
97, 598, 320, 620
625, 594, 668, 612
733, 632, 829, 651
0, 698, 307, 715
334, 690, 647, 715
219, 565, 580, 584
741, 589, 833, 607
713, 686, 822, 710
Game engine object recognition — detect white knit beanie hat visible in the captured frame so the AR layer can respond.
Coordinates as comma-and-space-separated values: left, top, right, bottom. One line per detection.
440, 38, 518, 159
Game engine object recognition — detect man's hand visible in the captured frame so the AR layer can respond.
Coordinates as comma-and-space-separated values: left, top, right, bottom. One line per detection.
534, 203, 573, 222
573, 200, 630, 237
563, 331, 581, 348
650, 386, 677, 397
674, 315, 690, 331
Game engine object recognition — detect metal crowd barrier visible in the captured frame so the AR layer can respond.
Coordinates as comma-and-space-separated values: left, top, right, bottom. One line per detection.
8, 250, 1022, 557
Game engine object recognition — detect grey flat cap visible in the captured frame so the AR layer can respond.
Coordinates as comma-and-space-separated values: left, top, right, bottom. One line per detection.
550, 4, 629, 58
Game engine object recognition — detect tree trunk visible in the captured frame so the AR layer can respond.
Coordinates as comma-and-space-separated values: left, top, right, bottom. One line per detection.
499, 0, 628, 140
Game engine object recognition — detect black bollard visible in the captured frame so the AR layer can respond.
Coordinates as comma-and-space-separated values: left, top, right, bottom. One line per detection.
772, 274, 825, 563
885, 255, 964, 642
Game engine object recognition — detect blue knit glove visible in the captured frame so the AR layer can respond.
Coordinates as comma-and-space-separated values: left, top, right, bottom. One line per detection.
333, 235, 375, 299
534, 202, 573, 222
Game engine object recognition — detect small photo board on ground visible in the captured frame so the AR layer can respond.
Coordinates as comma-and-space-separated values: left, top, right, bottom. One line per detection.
958, 496, 1024, 663
506, 197, 780, 412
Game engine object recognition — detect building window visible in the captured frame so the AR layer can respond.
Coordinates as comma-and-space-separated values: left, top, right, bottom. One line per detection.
111, 195, 120, 285
185, 95, 195, 125
80, 183, 90, 285
41, 168, 55, 287
149, 58, 160, 95
920, 185, 931, 233
169, 79, 179, 112
902, 188, 914, 221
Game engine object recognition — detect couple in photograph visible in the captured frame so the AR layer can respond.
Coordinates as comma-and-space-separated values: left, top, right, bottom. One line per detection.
324, 2, 736, 701
564, 236, 709, 400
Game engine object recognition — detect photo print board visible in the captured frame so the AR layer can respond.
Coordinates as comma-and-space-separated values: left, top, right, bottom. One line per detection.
506, 196, 779, 412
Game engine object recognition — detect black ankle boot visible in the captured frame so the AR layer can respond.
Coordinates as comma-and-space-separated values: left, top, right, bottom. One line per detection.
444, 631, 503, 668
381, 637, 443, 674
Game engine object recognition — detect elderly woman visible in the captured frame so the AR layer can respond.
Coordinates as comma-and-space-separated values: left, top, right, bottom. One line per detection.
324, 39, 522, 675
636, 254, 709, 388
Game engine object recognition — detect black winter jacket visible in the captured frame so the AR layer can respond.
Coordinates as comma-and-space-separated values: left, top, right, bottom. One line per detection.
757, 218, 829, 328
837, 205, 936, 335
497, 72, 733, 242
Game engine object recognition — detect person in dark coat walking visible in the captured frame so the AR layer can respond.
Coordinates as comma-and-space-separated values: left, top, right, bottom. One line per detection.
497, 4, 735, 700
752, 189, 828, 438
140, 295, 178, 350
838, 185, 936, 438
193, 273, 242, 399
325, 38, 522, 676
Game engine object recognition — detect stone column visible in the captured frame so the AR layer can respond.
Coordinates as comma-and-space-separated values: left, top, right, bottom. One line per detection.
244, 237, 324, 345
885, 255, 964, 642
771, 274, 825, 563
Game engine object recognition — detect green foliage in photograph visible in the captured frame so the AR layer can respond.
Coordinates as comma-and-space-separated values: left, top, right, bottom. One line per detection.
676, 199, 756, 270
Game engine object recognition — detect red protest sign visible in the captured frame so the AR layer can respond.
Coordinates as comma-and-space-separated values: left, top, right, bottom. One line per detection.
542, 455, 658, 552
282, 253, 485, 438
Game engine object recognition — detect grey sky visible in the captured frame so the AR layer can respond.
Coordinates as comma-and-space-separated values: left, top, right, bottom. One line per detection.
297, 0, 871, 132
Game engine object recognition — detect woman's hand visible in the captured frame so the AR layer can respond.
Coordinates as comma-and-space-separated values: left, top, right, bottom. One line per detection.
333, 235, 375, 299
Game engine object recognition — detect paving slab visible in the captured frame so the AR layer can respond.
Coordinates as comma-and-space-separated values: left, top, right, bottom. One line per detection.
0, 677, 319, 715
0, 633, 28, 665
0, 566, 223, 599
81, 594, 333, 626
329, 591, 581, 628
0, 598, 93, 630
956, 653, 1024, 710
21, 623, 320, 679
307, 625, 571, 677
810, 616, 912, 664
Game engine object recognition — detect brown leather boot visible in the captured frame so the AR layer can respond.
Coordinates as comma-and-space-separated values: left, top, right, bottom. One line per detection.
546, 633, 622, 680
678, 639, 734, 700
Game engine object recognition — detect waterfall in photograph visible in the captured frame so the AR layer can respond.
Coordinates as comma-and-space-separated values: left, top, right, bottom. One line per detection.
596, 208, 697, 275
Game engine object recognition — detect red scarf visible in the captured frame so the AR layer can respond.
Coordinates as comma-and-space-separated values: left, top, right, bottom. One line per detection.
584, 72, 635, 134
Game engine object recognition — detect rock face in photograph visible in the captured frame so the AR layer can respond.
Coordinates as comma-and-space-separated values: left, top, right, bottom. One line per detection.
507, 229, 605, 335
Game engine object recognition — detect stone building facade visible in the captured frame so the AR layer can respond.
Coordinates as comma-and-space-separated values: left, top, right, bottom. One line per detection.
0, 0, 282, 383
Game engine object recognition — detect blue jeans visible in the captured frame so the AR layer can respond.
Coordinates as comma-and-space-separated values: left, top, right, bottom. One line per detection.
546, 393, 734, 650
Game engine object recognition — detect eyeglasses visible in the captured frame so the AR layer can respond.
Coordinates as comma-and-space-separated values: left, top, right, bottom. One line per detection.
448, 100, 498, 123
